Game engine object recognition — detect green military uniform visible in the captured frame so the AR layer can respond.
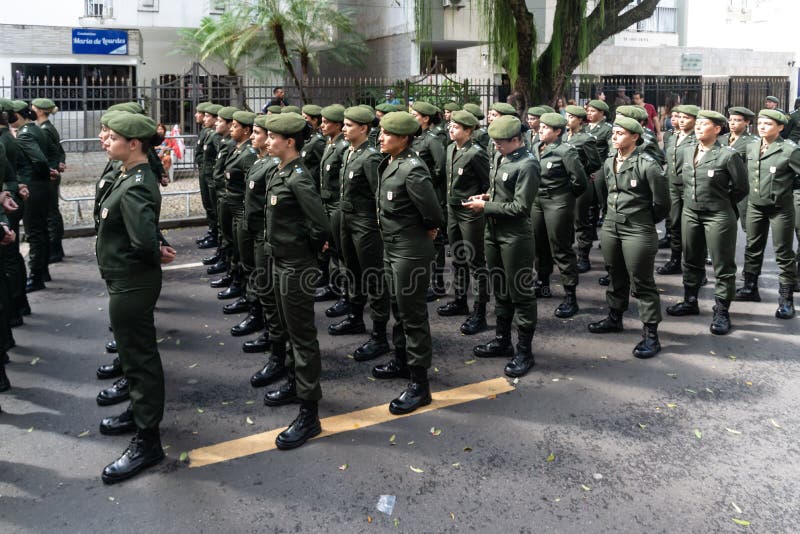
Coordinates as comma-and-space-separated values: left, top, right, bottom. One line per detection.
264, 156, 329, 401
301, 130, 325, 188
0, 123, 27, 313
317, 114, 349, 297
14, 118, 52, 286
38, 118, 65, 260
212, 127, 236, 271
201, 105, 222, 241
585, 112, 613, 230
463, 103, 490, 150
224, 135, 258, 294
720, 125, 759, 231
194, 105, 215, 239
0, 139, 13, 372
532, 113, 588, 312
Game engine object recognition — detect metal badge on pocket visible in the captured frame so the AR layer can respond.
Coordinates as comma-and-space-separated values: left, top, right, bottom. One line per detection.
458, 167, 464, 175
270, 195, 277, 205
387, 191, 393, 200
101, 208, 108, 219
708, 170, 715, 177
349, 171, 354, 179
630, 179, 637, 187
546, 162, 553, 169
326, 164, 331, 171
770, 166, 777, 173
99, 179, 106, 188
249, 181, 255, 189
502, 172, 509, 181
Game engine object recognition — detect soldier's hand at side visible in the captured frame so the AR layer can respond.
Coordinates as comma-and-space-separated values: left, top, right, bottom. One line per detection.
18, 184, 29, 200
2, 196, 18, 213
160, 176, 170, 187
427, 228, 438, 240
160, 245, 177, 264
50, 168, 59, 179
58, 162, 66, 172
0, 226, 15, 245
321, 241, 329, 253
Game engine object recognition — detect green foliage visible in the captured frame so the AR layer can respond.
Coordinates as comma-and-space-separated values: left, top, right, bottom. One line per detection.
474, 0, 537, 85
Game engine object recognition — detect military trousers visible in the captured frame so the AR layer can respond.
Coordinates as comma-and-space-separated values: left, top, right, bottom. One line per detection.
198, 173, 217, 236
236, 217, 258, 305
667, 182, 684, 259
794, 191, 800, 262
323, 201, 345, 290
273, 254, 322, 401
743, 201, 797, 286
738, 195, 749, 233
446, 205, 489, 304
432, 203, 447, 285
107, 269, 164, 430
340, 212, 389, 323
532, 191, 579, 287
383, 232, 435, 368
22, 181, 51, 275
47, 175, 64, 256
574, 180, 597, 252
5, 201, 27, 309
681, 206, 738, 300
600, 219, 662, 324
220, 199, 243, 273
253, 231, 283, 344
484, 218, 537, 332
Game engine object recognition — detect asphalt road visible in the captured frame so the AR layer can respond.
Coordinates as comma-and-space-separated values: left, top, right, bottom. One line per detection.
1, 226, 798, 533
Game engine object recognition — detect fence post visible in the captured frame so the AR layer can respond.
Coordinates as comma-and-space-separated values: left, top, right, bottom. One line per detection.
150, 79, 157, 121
710, 82, 716, 111
81, 76, 88, 139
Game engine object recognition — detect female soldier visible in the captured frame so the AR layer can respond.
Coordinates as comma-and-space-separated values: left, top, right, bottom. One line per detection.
31, 98, 66, 264
261, 113, 330, 450
371, 111, 444, 414
587, 117, 669, 359
665, 110, 747, 335
97, 113, 173, 484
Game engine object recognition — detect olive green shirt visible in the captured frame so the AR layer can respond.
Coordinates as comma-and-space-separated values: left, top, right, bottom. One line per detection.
302, 131, 326, 188
94, 159, 123, 229
484, 146, 539, 220
603, 148, 669, 224
472, 127, 490, 150
719, 131, 758, 163
678, 141, 749, 211
340, 140, 382, 216
563, 129, 602, 175
319, 133, 348, 204
0, 128, 19, 193
195, 127, 209, 167
213, 135, 235, 189
533, 139, 588, 197
412, 129, 446, 203
745, 137, 800, 209
244, 154, 279, 233
201, 131, 220, 182
223, 139, 258, 203
586, 121, 612, 157
446, 139, 490, 205
665, 131, 696, 186
14, 122, 50, 184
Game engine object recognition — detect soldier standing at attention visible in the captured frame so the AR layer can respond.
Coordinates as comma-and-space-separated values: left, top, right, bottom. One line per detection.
8, 100, 53, 293
301, 105, 326, 187
463, 103, 490, 150
658, 104, 699, 276
563, 104, 602, 274
437, 110, 490, 335
531, 112, 588, 318
199, 104, 223, 263
665, 110, 748, 335
735, 109, 800, 319
194, 102, 219, 249
370, 111, 444, 414
585, 99, 613, 257
588, 117, 668, 359
327, 106, 391, 362
526, 107, 545, 147
261, 113, 330, 449
442, 102, 461, 148
466, 115, 539, 378
207, 106, 238, 287
720, 107, 758, 233
31, 98, 66, 264
97, 113, 175, 484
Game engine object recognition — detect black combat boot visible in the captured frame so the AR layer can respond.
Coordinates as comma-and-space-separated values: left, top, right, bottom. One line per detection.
196, 230, 212, 244
576, 249, 591, 273
325, 297, 350, 318
354, 321, 391, 362
460, 302, 488, 335
242, 332, 271, 353
588, 308, 624, 333
251, 340, 287, 388
264, 377, 299, 406
96, 377, 130, 406
328, 308, 366, 336
554, 285, 579, 318
776, 283, 796, 319
633, 323, 661, 359
231, 303, 264, 336
105, 339, 118, 353
207, 258, 229, 275
201, 251, 221, 266
99, 407, 136, 435
657, 232, 671, 249
710, 296, 731, 335
0, 365, 10, 392
734, 272, 761, 302
25, 272, 46, 293
96, 356, 123, 380
222, 296, 249, 314
101, 427, 165, 485
314, 285, 338, 302
656, 256, 682, 275
666, 285, 700, 316
372, 349, 411, 380
275, 400, 322, 450
437, 296, 469, 317
217, 271, 243, 300
197, 234, 218, 249
598, 272, 610, 286
473, 317, 514, 358
504, 328, 535, 378
534, 276, 551, 298
209, 274, 232, 288
389, 365, 432, 415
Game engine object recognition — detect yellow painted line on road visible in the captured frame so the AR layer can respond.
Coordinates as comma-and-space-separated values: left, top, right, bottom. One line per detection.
188, 377, 514, 468
162, 261, 204, 271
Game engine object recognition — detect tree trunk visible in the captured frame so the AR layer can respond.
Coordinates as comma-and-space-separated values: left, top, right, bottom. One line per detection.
271, 21, 307, 103
507, 0, 534, 112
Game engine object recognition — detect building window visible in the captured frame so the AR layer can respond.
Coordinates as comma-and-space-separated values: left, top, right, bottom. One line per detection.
86, 0, 113, 19
210, 0, 226, 15
636, 6, 677, 33
138, 0, 159, 12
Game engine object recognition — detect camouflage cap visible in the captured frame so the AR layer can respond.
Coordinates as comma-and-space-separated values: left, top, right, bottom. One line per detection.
412, 101, 438, 117
491, 102, 518, 116
758, 109, 788, 125
613, 116, 644, 135
443, 102, 461, 112
265, 112, 307, 135
728, 106, 755, 119
564, 105, 587, 118
344, 105, 375, 125
301, 104, 323, 117
321, 104, 345, 123
539, 112, 567, 129
107, 112, 156, 140
281, 105, 301, 114
462, 103, 484, 120
379, 111, 421, 136
217, 106, 239, 121
696, 109, 727, 127
587, 99, 609, 113
487, 115, 522, 139
31, 98, 56, 110
450, 110, 479, 128
232, 110, 256, 126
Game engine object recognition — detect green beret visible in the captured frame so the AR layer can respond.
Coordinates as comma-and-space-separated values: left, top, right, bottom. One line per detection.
443, 102, 461, 112
587, 99, 609, 113
358, 104, 375, 113
613, 116, 644, 135
232, 110, 256, 126
321, 104, 345, 123
302, 104, 322, 117
205, 104, 222, 116
539, 112, 567, 129
491, 102, 518, 116
728, 106, 755, 119
0, 98, 12, 112
108, 102, 142, 114
375, 103, 397, 114
758, 109, 788, 125
450, 110, 478, 128
218, 106, 238, 120
527, 107, 546, 117
344, 105, 375, 125
462, 103, 484, 120
254, 115, 269, 130
100, 110, 128, 127
616, 105, 648, 122
107, 113, 156, 140
538, 105, 556, 114
766, 96, 779, 104
697, 110, 727, 127
265, 112, 307, 135
487, 115, 522, 139
9, 100, 28, 113
32, 98, 56, 110
674, 104, 700, 117
196, 102, 208, 113
282, 105, 301, 114
267, 105, 283, 115
412, 101, 438, 117
564, 105, 586, 118
379, 111, 420, 136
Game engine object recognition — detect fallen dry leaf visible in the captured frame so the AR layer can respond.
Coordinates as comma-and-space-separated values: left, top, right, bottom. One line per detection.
409, 465, 424, 473
338, 464, 348, 471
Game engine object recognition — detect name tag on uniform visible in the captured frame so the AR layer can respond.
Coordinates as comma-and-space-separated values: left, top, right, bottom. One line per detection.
249, 181, 255, 189
101, 208, 108, 219
630, 179, 637, 187
326, 164, 331, 171
502, 172, 509, 181
270, 195, 277, 205
387, 191, 393, 200
458, 167, 463, 175
707, 170, 715, 177
770, 166, 777, 173
546, 162, 553, 169
301, 151, 307, 157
